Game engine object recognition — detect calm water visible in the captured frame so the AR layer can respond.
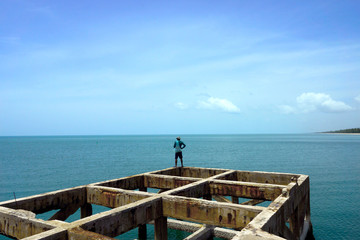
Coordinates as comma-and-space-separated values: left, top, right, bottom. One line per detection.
0, 134, 359, 239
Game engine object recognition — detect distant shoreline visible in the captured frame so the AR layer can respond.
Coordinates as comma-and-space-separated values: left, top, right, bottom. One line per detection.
320, 132, 360, 135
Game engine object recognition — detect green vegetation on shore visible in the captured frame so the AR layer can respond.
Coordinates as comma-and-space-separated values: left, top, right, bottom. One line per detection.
324, 128, 360, 133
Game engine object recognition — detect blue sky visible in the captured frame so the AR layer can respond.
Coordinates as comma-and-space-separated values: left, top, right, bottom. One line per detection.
1, 0, 359, 135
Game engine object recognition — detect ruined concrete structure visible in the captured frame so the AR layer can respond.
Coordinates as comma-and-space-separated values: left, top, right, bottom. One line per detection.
0, 167, 312, 240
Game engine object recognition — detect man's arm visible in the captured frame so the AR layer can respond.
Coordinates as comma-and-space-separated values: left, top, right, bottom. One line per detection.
180, 142, 186, 149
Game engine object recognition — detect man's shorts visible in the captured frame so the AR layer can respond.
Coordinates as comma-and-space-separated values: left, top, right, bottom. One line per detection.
175, 152, 183, 159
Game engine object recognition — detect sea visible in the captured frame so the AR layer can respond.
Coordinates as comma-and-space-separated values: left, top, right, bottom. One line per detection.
0, 134, 359, 239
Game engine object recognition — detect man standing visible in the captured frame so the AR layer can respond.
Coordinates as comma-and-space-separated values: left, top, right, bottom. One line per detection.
173, 136, 186, 167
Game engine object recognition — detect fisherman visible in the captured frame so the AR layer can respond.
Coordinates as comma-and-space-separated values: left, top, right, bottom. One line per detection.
173, 136, 186, 167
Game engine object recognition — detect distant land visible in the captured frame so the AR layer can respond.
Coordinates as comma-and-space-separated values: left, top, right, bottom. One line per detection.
322, 128, 360, 134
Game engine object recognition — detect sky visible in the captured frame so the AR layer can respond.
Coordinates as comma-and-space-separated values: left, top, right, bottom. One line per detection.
0, 0, 359, 135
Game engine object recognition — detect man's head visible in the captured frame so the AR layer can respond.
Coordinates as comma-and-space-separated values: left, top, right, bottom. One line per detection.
176, 136, 181, 140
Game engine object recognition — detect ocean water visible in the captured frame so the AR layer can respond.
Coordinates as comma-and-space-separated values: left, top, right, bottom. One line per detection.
0, 134, 359, 239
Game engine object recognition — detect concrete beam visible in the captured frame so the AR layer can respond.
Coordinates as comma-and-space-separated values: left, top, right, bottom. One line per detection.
165, 180, 209, 198
68, 227, 117, 240
92, 174, 144, 190
162, 219, 238, 239
232, 228, 286, 240
251, 175, 309, 238
144, 174, 199, 189
210, 170, 237, 180
248, 191, 307, 239
184, 226, 213, 240
0, 186, 86, 214
79, 196, 162, 238
166, 219, 203, 232
213, 227, 238, 239
21, 228, 68, 240
86, 186, 152, 208
240, 199, 265, 206
180, 167, 229, 178
247, 195, 289, 233
213, 195, 232, 203
162, 195, 264, 229
235, 171, 300, 185
290, 175, 310, 211
210, 179, 284, 200
0, 206, 55, 239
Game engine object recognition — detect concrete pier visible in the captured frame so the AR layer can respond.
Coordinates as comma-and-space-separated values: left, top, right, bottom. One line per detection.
0, 167, 313, 239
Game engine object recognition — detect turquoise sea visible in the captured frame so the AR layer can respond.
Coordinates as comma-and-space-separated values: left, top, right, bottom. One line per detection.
0, 134, 359, 239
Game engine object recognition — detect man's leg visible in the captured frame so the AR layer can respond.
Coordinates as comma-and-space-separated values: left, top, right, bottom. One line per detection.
175, 158, 177, 167
180, 152, 183, 167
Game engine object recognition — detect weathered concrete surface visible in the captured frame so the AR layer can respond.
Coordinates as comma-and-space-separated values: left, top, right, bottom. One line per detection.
0, 206, 55, 239
79, 196, 163, 238
235, 171, 300, 185
163, 218, 239, 239
144, 173, 199, 189
68, 227, 117, 240
236, 175, 312, 240
22, 228, 68, 240
92, 174, 144, 189
212, 195, 232, 203
0, 166, 312, 240
165, 179, 209, 198
0, 186, 86, 214
180, 167, 227, 178
162, 195, 264, 229
209, 179, 284, 200
240, 199, 265, 206
233, 228, 286, 240
86, 186, 152, 208
184, 226, 213, 240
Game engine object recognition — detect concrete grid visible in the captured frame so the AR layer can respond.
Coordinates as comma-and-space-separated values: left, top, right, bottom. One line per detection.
0, 167, 312, 240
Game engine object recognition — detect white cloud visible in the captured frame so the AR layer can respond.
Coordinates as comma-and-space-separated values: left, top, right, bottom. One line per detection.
278, 105, 296, 114
198, 97, 240, 113
355, 95, 360, 103
175, 102, 188, 110
296, 92, 352, 113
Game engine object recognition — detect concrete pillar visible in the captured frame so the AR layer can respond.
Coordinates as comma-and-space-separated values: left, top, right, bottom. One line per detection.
154, 216, 167, 240
305, 193, 315, 239
305, 193, 311, 221
139, 187, 147, 239
81, 203, 92, 219
231, 197, 239, 204
50, 204, 79, 221
138, 225, 147, 240
203, 194, 212, 200
305, 222, 315, 240
289, 206, 300, 237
